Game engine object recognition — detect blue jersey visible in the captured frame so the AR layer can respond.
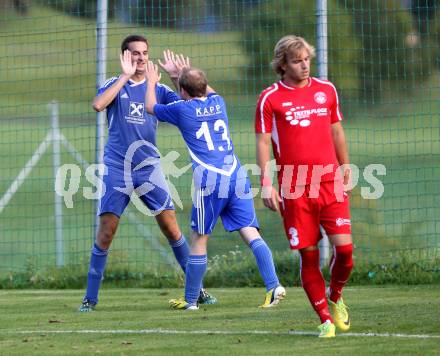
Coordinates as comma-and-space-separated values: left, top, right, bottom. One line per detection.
98, 77, 179, 169
154, 93, 241, 187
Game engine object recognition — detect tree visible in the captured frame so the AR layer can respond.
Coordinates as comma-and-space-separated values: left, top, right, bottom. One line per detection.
0, 0, 29, 14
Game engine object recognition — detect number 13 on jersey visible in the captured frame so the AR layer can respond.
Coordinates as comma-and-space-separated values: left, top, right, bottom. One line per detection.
196, 119, 232, 152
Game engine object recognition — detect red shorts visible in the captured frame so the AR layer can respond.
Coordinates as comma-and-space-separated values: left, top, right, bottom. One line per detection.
279, 180, 351, 250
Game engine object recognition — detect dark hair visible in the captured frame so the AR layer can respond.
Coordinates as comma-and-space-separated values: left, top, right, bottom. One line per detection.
121, 35, 148, 53
178, 68, 208, 97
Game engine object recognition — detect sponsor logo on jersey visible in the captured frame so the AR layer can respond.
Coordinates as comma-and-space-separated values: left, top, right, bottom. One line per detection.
335, 218, 351, 227
314, 91, 327, 104
284, 106, 328, 127
282, 101, 293, 107
125, 101, 145, 124
195, 104, 222, 117
130, 102, 144, 117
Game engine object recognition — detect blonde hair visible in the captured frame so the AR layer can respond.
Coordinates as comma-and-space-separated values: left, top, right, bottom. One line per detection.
271, 35, 316, 76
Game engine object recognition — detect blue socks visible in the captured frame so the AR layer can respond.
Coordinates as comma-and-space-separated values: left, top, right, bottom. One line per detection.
185, 254, 207, 304
170, 236, 205, 290
84, 243, 108, 304
168, 235, 190, 273
249, 238, 279, 291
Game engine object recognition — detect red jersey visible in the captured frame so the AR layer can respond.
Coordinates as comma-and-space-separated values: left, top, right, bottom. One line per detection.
255, 77, 343, 186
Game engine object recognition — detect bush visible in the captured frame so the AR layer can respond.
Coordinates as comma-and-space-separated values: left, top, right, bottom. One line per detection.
2, 250, 439, 289
415, 1, 440, 70
203, 249, 301, 288
240, 0, 361, 98
36, 0, 99, 18
340, 0, 434, 100
241, 0, 435, 100
37, 0, 205, 28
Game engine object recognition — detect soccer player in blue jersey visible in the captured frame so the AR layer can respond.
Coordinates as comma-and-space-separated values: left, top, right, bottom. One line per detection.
144, 59, 286, 309
78, 35, 215, 312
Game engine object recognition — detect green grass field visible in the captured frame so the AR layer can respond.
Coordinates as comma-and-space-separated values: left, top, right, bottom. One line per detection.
0, 286, 439, 354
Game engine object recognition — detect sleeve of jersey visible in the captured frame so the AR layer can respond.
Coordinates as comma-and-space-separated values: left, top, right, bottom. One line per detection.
330, 85, 344, 123
96, 76, 118, 96
153, 102, 180, 126
255, 91, 273, 134
156, 83, 180, 104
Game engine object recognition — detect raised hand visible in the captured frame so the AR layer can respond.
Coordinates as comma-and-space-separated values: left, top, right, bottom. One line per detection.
172, 53, 190, 74
120, 50, 136, 78
158, 49, 177, 76
158, 49, 190, 78
145, 60, 161, 84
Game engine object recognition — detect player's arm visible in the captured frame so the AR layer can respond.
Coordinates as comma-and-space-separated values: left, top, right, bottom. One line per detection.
92, 50, 136, 112
332, 121, 351, 187
146, 61, 180, 125
206, 84, 215, 95
145, 61, 161, 114
256, 133, 281, 212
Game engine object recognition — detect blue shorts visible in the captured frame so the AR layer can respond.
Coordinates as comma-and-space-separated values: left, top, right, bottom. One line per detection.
191, 178, 259, 235
98, 163, 174, 217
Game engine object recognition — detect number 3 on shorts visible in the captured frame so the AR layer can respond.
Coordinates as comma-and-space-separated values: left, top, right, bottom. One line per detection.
289, 227, 300, 247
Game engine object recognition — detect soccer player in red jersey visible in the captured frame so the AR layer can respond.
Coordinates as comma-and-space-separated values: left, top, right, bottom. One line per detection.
255, 35, 353, 338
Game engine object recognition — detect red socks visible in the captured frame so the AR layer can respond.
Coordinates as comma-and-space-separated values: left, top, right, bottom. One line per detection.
300, 245, 354, 323
300, 249, 332, 323
329, 244, 354, 303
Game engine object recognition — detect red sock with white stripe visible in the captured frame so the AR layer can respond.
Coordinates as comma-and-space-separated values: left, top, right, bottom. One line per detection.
329, 244, 354, 303
300, 249, 333, 323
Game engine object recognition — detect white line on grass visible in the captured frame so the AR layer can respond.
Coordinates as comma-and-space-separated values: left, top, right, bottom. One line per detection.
1, 329, 439, 339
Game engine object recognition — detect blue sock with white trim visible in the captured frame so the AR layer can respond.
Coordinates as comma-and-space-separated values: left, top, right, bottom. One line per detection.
249, 238, 279, 291
84, 243, 108, 304
185, 254, 207, 304
169, 235, 190, 273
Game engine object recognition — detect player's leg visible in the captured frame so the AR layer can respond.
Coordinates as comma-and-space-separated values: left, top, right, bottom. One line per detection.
239, 226, 279, 291
170, 186, 221, 310
320, 181, 353, 331
326, 234, 352, 332
169, 231, 209, 310
155, 209, 190, 272
80, 213, 122, 312
156, 209, 217, 303
187, 231, 210, 307
280, 187, 335, 337
223, 178, 285, 307
299, 245, 335, 337
239, 227, 286, 308
328, 234, 353, 303
140, 167, 216, 304
138, 164, 192, 273
79, 166, 130, 312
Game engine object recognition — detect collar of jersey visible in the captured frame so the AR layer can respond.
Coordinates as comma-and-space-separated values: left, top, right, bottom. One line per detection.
128, 77, 146, 86
191, 96, 208, 102
279, 77, 312, 90
187, 148, 238, 176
